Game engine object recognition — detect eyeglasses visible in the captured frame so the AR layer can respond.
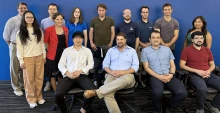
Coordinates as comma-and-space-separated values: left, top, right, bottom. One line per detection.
124, 12, 131, 15
194, 37, 204, 40
141, 12, 148, 14
25, 17, 34, 19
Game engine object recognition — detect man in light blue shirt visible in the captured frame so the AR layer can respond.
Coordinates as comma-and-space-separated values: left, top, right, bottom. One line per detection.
141, 30, 187, 113
3, 2, 28, 96
84, 32, 139, 113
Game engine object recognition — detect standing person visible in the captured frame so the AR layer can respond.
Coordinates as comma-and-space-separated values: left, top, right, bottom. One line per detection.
154, 3, 179, 52
117, 9, 140, 51
3, 2, 28, 96
66, 7, 88, 47
16, 11, 46, 108
44, 12, 68, 91
41, 3, 65, 92
183, 16, 212, 49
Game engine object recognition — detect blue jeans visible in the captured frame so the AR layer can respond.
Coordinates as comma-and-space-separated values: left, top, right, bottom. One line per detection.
188, 73, 220, 109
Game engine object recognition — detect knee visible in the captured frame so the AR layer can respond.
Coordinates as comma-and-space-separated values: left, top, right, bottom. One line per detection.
152, 90, 163, 98
197, 87, 207, 95
55, 91, 64, 99
176, 89, 188, 98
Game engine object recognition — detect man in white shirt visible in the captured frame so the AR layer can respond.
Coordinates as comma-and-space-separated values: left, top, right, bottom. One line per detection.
55, 31, 96, 113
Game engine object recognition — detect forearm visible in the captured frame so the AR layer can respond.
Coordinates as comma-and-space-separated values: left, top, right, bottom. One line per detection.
145, 67, 161, 79
169, 66, 176, 74
110, 31, 115, 44
169, 36, 178, 45
89, 31, 94, 44
180, 64, 197, 73
135, 38, 140, 51
207, 64, 215, 73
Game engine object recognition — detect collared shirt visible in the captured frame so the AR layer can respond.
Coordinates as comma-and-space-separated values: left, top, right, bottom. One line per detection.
117, 21, 140, 48
136, 20, 154, 43
40, 17, 66, 31
141, 45, 175, 74
16, 27, 46, 65
103, 46, 139, 73
58, 46, 94, 78
3, 14, 22, 43
66, 21, 87, 46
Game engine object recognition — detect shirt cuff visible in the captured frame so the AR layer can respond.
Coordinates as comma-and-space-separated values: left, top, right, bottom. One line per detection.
61, 69, 67, 76
82, 68, 89, 75
19, 59, 24, 65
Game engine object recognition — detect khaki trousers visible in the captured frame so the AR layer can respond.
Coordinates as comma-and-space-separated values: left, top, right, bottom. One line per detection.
23, 54, 44, 104
96, 74, 135, 113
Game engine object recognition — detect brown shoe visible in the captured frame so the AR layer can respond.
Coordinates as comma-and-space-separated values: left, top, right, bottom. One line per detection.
84, 90, 97, 99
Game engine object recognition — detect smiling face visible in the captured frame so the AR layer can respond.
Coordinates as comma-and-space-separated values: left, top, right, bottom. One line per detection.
192, 35, 204, 47
17, 4, 28, 16
48, 5, 58, 17
116, 36, 127, 48
73, 36, 83, 46
141, 8, 149, 19
123, 9, 132, 21
54, 15, 64, 27
24, 12, 34, 25
194, 18, 204, 29
150, 32, 161, 46
163, 6, 172, 16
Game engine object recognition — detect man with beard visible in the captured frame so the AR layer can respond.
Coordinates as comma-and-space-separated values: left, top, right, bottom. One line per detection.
83, 32, 139, 113
117, 9, 140, 51
141, 30, 187, 113
180, 31, 220, 113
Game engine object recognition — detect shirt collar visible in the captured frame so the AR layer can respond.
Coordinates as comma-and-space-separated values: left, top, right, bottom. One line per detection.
150, 45, 161, 50
191, 45, 205, 50
141, 19, 149, 23
113, 45, 131, 49
71, 45, 85, 51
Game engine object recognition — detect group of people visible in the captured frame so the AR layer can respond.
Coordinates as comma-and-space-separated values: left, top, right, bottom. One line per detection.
2, 1, 220, 113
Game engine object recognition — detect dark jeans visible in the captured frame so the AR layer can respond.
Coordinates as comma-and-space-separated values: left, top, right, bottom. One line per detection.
149, 76, 187, 112
55, 74, 96, 113
188, 73, 220, 109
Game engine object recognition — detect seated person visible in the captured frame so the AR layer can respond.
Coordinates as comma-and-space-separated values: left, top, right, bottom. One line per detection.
84, 32, 139, 113
180, 31, 220, 113
55, 31, 96, 113
141, 30, 187, 113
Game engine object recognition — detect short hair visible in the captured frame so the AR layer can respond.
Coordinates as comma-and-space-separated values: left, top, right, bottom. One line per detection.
72, 31, 84, 39
191, 31, 204, 39
97, 4, 107, 10
116, 32, 126, 39
140, 6, 150, 13
52, 12, 64, 20
48, 3, 58, 10
162, 3, 172, 10
150, 30, 161, 38
17, 2, 27, 9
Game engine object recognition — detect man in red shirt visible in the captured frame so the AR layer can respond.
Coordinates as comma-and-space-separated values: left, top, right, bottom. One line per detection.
180, 31, 220, 113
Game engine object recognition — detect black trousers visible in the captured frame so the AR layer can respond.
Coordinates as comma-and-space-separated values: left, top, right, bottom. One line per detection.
55, 74, 96, 113
149, 76, 187, 112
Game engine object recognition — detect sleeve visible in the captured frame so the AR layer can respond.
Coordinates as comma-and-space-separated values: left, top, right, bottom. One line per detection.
63, 19, 66, 26
208, 49, 214, 61
153, 19, 160, 29
140, 48, 148, 62
102, 48, 111, 69
82, 22, 87, 30
16, 31, 24, 65
58, 49, 68, 77
65, 21, 69, 29
135, 24, 140, 38
90, 18, 94, 28
40, 29, 46, 58
131, 49, 139, 73
82, 49, 94, 75
111, 18, 115, 26
3, 18, 15, 42
174, 20, 180, 30
40, 20, 44, 31
180, 48, 188, 61
169, 48, 175, 60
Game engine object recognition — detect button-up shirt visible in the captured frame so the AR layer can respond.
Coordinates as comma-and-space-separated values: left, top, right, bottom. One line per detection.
103, 46, 139, 73
58, 46, 94, 78
3, 14, 22, 43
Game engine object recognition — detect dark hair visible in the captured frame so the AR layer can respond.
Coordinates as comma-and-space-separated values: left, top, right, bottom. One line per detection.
52, 12, 65, 20
72, 31, 84, 39
162, 3, 172, 10
150, 30, 161, 38
97, 4, 107, 10
187, 16, 208, 35
48, 3, 58, 10
140, 6, 150, 13
116, 32, 126, 39
69, 7, 83, 24
19, 11, 42, 45
191, 31, 204, 39
17, 2, 27, 9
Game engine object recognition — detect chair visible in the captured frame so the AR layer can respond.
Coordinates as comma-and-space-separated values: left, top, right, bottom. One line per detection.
140, 70, 185, 113
182, 66, 220, 113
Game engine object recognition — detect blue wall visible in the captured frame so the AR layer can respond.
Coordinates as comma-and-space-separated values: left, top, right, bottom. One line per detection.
0, 0, 219, 80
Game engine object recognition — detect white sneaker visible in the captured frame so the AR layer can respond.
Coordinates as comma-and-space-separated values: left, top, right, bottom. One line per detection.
29, 103, 37, 108
44, 82, 51, 91
14, 90, 23, 96
38, 99, 45, 104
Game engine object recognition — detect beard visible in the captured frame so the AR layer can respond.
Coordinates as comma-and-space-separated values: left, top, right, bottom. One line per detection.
124, 17, 131, 21
193, 41, 203, 47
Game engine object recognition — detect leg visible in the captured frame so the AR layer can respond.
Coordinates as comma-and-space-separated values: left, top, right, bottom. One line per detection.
149, 76, 165, 112
76, 75, 96, 111
9, 43, 23, 91
23, 57, 37, 104
104, 92, 121, 113
165, 77, 187, 108
188, 73, 207, 110
205, 73, 220, 107
55, 77, 75, 113
34, 55, 44, 101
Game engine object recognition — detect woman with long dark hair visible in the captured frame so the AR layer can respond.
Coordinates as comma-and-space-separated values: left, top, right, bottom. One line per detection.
66, 7, 88, 47
44, 12, 68, 92
183, 16, 212, 48
16, 11, 46, 108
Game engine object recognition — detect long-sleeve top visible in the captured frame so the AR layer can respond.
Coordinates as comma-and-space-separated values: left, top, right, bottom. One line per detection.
16, 27, 46, 65
3, 14, 22, 43
58, 46, 94, 78
102, 46, 139, 73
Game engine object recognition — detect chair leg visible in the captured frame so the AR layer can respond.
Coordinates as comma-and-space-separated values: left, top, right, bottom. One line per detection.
117, 96, 137, 113
68, 95, 76, 112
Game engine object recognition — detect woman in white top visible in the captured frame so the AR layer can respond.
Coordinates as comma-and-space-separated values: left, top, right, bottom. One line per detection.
16, 11, 46, 108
